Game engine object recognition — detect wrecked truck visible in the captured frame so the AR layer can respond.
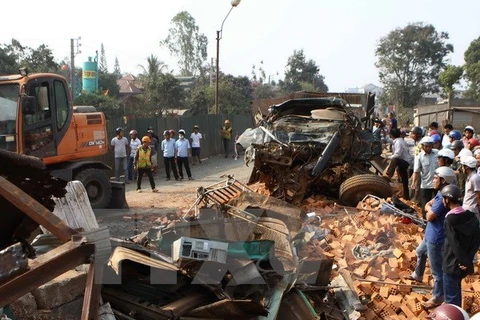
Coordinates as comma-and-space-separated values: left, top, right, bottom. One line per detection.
246, 97, 392, 206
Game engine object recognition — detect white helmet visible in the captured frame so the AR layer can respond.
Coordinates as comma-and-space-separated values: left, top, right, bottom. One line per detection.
459, 148, 473, 159
178, 129, 186, 135
420, 136, 434, 145
434, 166, 457, 184
470, 312, 480, 320
437, 148, 455, 160
465, 125, 475, 133
461, 155, 478, 169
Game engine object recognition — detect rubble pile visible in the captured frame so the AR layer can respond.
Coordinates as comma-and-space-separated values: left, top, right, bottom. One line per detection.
99, 183, 344, 320
300, 195, 480, 319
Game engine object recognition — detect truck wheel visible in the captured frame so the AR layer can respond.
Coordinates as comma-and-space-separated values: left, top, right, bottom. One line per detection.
75, 168, 112, 209
339, 174, 392, 207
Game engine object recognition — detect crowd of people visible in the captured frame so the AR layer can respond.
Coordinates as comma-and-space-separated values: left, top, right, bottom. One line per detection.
380, 120, 480, 310
109, 120, 236, 192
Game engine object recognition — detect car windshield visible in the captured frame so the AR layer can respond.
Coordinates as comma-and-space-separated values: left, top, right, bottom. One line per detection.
0, 84, 19, 152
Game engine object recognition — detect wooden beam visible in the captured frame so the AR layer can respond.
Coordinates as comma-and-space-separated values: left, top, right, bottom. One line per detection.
0, 176, 77, 242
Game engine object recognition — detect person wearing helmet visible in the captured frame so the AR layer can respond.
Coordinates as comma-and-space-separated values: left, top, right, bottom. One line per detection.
471, 312, 480, 320
190, 125, 203, 165
146, 130, 159, 175
461, 156, 480, 215
111, 127, 129, 183
467, 137, 480, 151
133, 136, 158, 193
412, 136, 439, 218
431, 134, 442, 150
161, 130, 179, 181
408, 166, 455, 309
474, 148, 480, 165
169, 129, 176, 141
463, 126, 475, 148
220, 120, 233, 158
441, 184, 480, 306
427, 304, 470, 320
438, 148, 455, 167
450, 140, 470, 194
127, 130, 141, 182
429, 130, 440, 137
442, 124, 453, 148
175, 129, 194, 180
147, 126, 160, 142
384, 128, 413, 199
407, 127, 425, 202
448, 130, 462, 144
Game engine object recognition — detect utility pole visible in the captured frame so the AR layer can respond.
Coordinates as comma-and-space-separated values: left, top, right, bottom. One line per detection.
70, 37, 81, 101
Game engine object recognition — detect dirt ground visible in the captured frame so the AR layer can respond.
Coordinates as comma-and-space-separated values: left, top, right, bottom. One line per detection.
124, 154, 251, 210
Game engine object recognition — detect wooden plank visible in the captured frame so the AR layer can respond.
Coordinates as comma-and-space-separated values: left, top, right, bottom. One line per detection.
0, 176, 76, 242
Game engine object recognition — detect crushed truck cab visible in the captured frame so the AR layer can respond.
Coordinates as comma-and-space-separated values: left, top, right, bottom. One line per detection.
246, 97, 392, 206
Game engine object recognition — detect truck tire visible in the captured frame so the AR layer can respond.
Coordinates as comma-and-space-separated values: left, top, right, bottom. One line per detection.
75, 168, 112, 209
339, 174, 392, 207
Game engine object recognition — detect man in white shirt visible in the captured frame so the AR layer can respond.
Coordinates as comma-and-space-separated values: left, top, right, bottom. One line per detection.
176, 129, 193, 180
111, 127, 129, 183
190, 125, 203, 165
442, 124, 453, 148
161, 130, 179, 181
384, 128, 413, 200
412, 136, 439, 218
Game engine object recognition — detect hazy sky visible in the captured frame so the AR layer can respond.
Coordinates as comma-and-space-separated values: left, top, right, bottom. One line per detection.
2, 0, 479, 91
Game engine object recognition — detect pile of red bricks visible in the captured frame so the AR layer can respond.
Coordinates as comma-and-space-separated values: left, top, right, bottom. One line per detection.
300, 195, 480, 319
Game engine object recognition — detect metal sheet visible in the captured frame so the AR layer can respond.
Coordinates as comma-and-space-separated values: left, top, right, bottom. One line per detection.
108, 246, 179, 275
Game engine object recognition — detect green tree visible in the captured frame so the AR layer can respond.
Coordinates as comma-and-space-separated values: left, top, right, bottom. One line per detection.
28, 44, 59, 72
74, 93, 121, 118
219, 75, 253, 114
98, 72, 120, 96
113, 56, 121, 78
186, 84, 214, 116
464, 37, 480, 100
99, 43, 108, 74
0, 45, 19, 74
438, 65, 463, 107
375, 22, 453, 110
138, 55, 166, 116
157, 73, 185, 115
252, 83, 279, 100
160, 11, 208, 76
0, 39, 59, 74
282, 49, 328, 93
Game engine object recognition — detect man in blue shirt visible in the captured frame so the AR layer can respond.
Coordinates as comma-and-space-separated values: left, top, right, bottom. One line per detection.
175, 129, 194, 180
406, 166, 456, 309
161, 130, 179, 181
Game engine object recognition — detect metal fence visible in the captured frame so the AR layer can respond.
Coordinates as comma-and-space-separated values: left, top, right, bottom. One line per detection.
99, 114, 254, 173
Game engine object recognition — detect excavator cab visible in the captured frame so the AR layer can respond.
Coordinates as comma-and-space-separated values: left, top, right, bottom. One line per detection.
0, 71, 125, 209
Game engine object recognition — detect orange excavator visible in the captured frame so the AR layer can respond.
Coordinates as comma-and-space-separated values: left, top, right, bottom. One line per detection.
0, 69, 119, 208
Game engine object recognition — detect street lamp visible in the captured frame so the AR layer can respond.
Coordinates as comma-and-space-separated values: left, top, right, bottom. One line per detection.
215, 0, 241, 114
